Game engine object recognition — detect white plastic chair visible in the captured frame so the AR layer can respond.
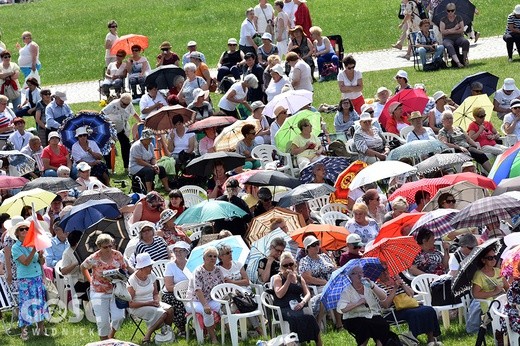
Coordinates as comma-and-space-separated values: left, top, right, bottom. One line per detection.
151, 259, 170, 294
179, 185, 208, 200
260, 291, 291, 338
382, 132, 406, 145
490, 294, 519, 346
345, 139, 359, 158
210, 283, 267, 346
0, 274, 17, 333
319, 203, 348, 216
182, 223, 208, 240
321, 211, 350, 226
182, 193, 205, 208
399, 125, 414, 140
307, 195, 330, 212
174, 280, 204, 344
251, 144, 297, 178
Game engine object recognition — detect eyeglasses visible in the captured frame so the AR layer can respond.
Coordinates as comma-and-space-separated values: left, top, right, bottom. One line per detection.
223, 251, 232, 255
273, 247, 285, 253
476, 114, 486, 118
483, 256, 496, 261
278, 111, 287, 115
141, 228, 154, 233
466, 246, 474, 250
282, 262, 295, 268
18, 227, 29, 232
341, 100, 350, 104
228, 44, 237, 46
445, 199, 456, 204
347, 66, 355, 70
473, 90, 483, 94
447, 9, 455, 12
78, 134, 88, 137
2, 56, 10, 59
132, 49, 140, 52
308, 242, 319, 248
353, 245, 362, 249
102, 244, 113, 249
366, 110, 374, 114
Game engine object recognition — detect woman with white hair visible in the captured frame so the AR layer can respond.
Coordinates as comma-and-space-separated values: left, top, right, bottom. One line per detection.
178, 62, 207, 106
218, 74, 258, 117
382, 196, 409, 223
265, 63, 289, 102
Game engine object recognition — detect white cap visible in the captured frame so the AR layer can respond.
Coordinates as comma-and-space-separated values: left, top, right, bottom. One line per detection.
261, 32, 273, 41
515, 5, 520, 15
504, 78, 516, 91
54, 90, 67, 101
347, 233, 364, 246
77, 162, 92, 172
395, 70, 408, 80
187, 40, 197, 47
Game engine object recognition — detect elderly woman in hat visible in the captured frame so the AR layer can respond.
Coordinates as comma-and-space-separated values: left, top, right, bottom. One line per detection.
71, 126, 110, 186
8, 117, 32, 151
217, 38, 244, 82
101, 49, 127, 97
156, 208, 191, 246
406, 111, 436, 142
428, 91, 457, 134
10, 218, 49, 341
135, 221, 170, 263
156, 41, 180, 67
265, 63, 289, 102
81, 234, 127, 340
126, 44, 150, 98
494, 78, 520, 121
373, 87, 391, 120
504, 99, 520, 142
270, 105, 288, 145
42, 131, 76, 178
129, 128, 171, 193
386, 101, 410, 135
467, 107, 506, 156
132, 191, 166, 224
189, 51, 212, 86
354, 112, 389, 163
128, 252, 174, 344
257, 33, 278, 68
290, 118, 325, 169
248, 101, 271, 144
76, 162, 107, 191
161, 241, 191, 338
187, 88, 213, 122
218, 74, 259, 117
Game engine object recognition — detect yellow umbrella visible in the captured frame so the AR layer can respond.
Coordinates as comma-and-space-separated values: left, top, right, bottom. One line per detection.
0, 188, 57, 216
453, 94, 494, 131
213, 119, 260, 152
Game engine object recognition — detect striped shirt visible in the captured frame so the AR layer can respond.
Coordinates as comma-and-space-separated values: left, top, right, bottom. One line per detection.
506, 13, 520, 35
135, 236, 169, 262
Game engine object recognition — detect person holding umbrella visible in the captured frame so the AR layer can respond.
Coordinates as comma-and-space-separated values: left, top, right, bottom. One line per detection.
386, 101, 410, 135
139, 83, 167, 121
71, 126, 110, 186
439, 3, 470, 68
215, 179, 252, 236
472, 248, 509, 310
290, 118, 325, 170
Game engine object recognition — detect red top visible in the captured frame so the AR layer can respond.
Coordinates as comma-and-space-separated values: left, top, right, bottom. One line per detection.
295, 3, 313, 39
385, 114, 410, 135
41, 144, 69, 168
467, 121, 496, 147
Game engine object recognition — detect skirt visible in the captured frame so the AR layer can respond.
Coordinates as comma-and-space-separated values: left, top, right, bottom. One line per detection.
394, 305, 441, 337
281, 307, 320, 343
129, 302, 171, 328
18, 276, 49, 327
162, 292, 186, 330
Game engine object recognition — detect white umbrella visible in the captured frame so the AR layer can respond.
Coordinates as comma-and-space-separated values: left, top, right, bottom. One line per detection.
422, 181, 487, 212
262, 89, 313, 118
348, 161, 417, 190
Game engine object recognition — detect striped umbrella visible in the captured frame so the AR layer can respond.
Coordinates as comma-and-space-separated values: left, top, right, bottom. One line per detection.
213, 119, 260, 152
410, 208, 460, 237
488, 141, 520, 185
363, 236, 421, 277
245, 207, 305, 244
373, 213, 425, 244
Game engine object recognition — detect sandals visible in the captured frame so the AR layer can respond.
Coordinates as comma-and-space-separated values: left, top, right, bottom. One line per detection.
20, 329, 28, 341
141, 340, 151, 346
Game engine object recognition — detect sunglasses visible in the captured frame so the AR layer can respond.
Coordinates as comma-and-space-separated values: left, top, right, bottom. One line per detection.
132, 49, 140, 52
223, 251, 232, 255
476, 114, 486, 118
473, 90, 483, 94
228, 44, 237, 46
466, 246, 474, 250
308, 242, 319, 248
110, 25, 118, 28
78, 134, 88, 137
447, 9, 455, 12
353, 245, 362, 249
102, 244, 113, 249
445, 199, 456, 204
396, 76, 404, 80
282, 262, 295, 268
347, 66, 355, 70
2, 56, 10, 59
483, 256, 496, 261
18, 227, 29, 232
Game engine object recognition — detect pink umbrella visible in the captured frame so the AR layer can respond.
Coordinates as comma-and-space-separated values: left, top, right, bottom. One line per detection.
379, 88, 430, 129
0, 176, 29, 189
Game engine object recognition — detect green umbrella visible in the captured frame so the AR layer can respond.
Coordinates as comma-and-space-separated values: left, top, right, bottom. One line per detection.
274, 110, 322, 152
174, 200, 247, 225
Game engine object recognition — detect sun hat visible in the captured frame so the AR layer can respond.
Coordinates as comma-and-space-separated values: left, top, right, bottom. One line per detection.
190, 51, 203, 60
359, 112, 374, 122
187, 41, 197, 47
75, 126, 89, 138
360, 104, 374, 113
433, 91, 446, 102
157, 208, 178, 226
395, 70, 408, 80
515, 5, 520, 15
388, 101, 402, 114
227, 38, 238, 45
135, 253, 155, 269
138, 221, 156, 233
347, 234, 364, 246
511, 99, 520, 108
408, 111, 425, 121
261, 33, 273, 41
270, 64, 285, 76
376, 86, 391, 95
274, 105, 289, 117
172, 241, 191, 252
303, 235, 319, 249
48, 131, 60, 141
461, 161, 476, 169
160, 41, 172, 50
414, 83, 426, 90
77, 162, 92, 172
140, 128, 155, 140
251, 101, 265, 111
192, 88, 209, 100
54, 90, 67, 101
504, 78, 517, 91
5, 216, 30, 240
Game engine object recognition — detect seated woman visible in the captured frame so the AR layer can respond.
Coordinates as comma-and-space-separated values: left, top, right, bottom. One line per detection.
273, 251, 323, 346
126, 44, 151, 98
128, 253, 174, 344
406, 111, 436, 142
428, 91, 457, 134
334, 98, 359, 135
290, 118, 325, 169
345, 203, 379, 244
467, 107, 507, 156
409, 228, 449, 276
128, 129, 171, 193
167, 189, 187, 217
207, 161, 227, 199
386, 101, 410, 135
42, 131, 77, 178
199, 126, 217, 156
503, 99, 520, 141
187, 88, 213, 122
309, 26, 339, 81
257, 33, 278, 68
156, 209, 191, 246
312, 162, 334, 185
101, 49, 127, 97
373, 87, 392, 120
337, 55, 364, 113
71, 126, 110, 186
236, 123, 261, 170
178, 63, 207, 107
165, 114, 196, 161
354, 112, 389, 163
472, 248, 509, 313
132, 192, 165, 224
439, 3, 470, 68
337, 264, 390, 346
76, 162, 108, 191
265, 63, 289, 102
415, 19, 445, 68
438, 111, 492, 173
248, 101, 270, 144
217, 38, 244, 82
218, 74, 258, 118
378, 269, 442, 345
134, 221, 170, 263
382, 197, 408, 223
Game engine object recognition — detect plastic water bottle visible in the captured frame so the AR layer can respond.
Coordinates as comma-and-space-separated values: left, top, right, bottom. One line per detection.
289, 299, 299, 310
361, 278, 371, 288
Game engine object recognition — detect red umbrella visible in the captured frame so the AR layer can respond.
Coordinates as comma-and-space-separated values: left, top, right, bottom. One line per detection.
379, 88, 430, 129
373, 212, 425, 244
443, 172, 497, 191
110, 34, 149, 55
290, 224, 349, 251
363, 236, 421, 277
0, 176, 29, 189
388, 177, 451, 204
331, 160, 368, 205
188, 116, 237, 132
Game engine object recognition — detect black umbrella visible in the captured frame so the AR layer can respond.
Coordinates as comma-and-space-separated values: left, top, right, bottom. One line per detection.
244, 170, 300, 189
75, 218, 130, 263
452, 238, 506, 297
185, 152, 245, 177
278, 183, 335, 208
145, 65, 186, 90
22, 177, 80, 193
431, 0, 476, 27
492, 177, 520, 196
74, 187, 132, 208
450, 72, 499, 105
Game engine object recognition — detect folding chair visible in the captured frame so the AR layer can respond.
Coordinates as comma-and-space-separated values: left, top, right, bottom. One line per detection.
128, 311, 146, 341
0, 275, 17, 334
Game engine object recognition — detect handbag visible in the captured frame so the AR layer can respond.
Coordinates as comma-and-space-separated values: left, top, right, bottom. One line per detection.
208, 78, 218, 93
113, 279, 131, 302
44, 277, 59, 301
261, 7, 274, 35
3, 82, 20, 101
393, 293, 419, 310
231, 290, 258, 313
398, 331, 420, 346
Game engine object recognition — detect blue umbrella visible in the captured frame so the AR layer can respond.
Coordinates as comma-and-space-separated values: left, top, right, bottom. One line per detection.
299, 157, 351, 184
245, 228, 298, 284
186, 235, 250, 273
174, 200, 247, 225
321, 257, 384, 311
387, 139, 448, 161
60, 199, 121, 232
59, 111, 117, 155
450, 72, 499, 105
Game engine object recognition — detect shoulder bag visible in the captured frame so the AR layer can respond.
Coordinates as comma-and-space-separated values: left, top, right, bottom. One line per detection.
231, 290, 258, 313
393, 292, 419, 310
261, 7, 275, 35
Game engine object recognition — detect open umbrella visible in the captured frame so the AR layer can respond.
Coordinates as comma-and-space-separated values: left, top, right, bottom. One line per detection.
244, 170, 300, 189
145, 65, 185, 90
388, 177, 450, 204
0, 188, 56, 216
431, 0, 476, 27
274, 110, 321, 152
414, 153, 472, 175
245, 207, 305, 244
59, 111, 117, 155
488, 141, 520, 185
22, 177, 80, 193
74, 188, 132, 208
174, 200, 247, 225
262, 89, 313, 118
0, 176, 28, 189
423, 181, 487, 212
185, 152, 245, 177
321, 257, 384, 310
364, 236, 421, 277
348, 160, 417, 191
373, 213, 425, 243
443, 172, 497, 191
299, 157, 350, 184
500, 244, 520, 278
144, 105, 196, 134
331, 160, 367, 205
387, 139, 448, 161
450, 72, 499, 105
379, 88, 429, 129
213, 119, 260, 152
245, 228, 298, 284
452, 238, 505, 297
0, 150, 37, 177
493, 176, 520, 196
187, 116, 237, 132
452, 94, 494, 130
410, 208, 460, 237
278, 183, 335, 208
110, 34, 149, 55
290, 224, 350, 251
60, 199, 121, 232
75, 218, 130, 263
451, 192, 520, 229
186, 235, 249, 273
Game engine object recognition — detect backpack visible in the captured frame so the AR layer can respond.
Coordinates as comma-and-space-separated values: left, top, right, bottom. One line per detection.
321, 62, 338, 77
398, 3, 405, 19
328, 140, 348, 157
430, 276, 461, 306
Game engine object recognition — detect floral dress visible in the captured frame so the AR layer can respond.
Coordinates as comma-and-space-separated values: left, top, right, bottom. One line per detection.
505, 279, 520, 333
412, 249, 444, 275
345, 218, 380, 244
82, 250, 127, 293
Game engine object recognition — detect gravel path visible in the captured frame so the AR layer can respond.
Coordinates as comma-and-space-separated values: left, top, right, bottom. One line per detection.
48, 35, 507, 104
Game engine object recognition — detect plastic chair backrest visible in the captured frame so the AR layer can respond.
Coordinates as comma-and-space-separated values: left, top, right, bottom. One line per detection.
410, 273, 439, 306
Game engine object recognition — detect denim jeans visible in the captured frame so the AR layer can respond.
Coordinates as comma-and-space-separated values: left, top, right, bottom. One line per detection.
317, 52, 339, 76
417, 45, 445, 66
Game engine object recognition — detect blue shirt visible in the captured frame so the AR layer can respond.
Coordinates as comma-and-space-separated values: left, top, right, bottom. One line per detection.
45, 236, 69, 267
12, 240, 42, 279
45, 100, 73, 130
